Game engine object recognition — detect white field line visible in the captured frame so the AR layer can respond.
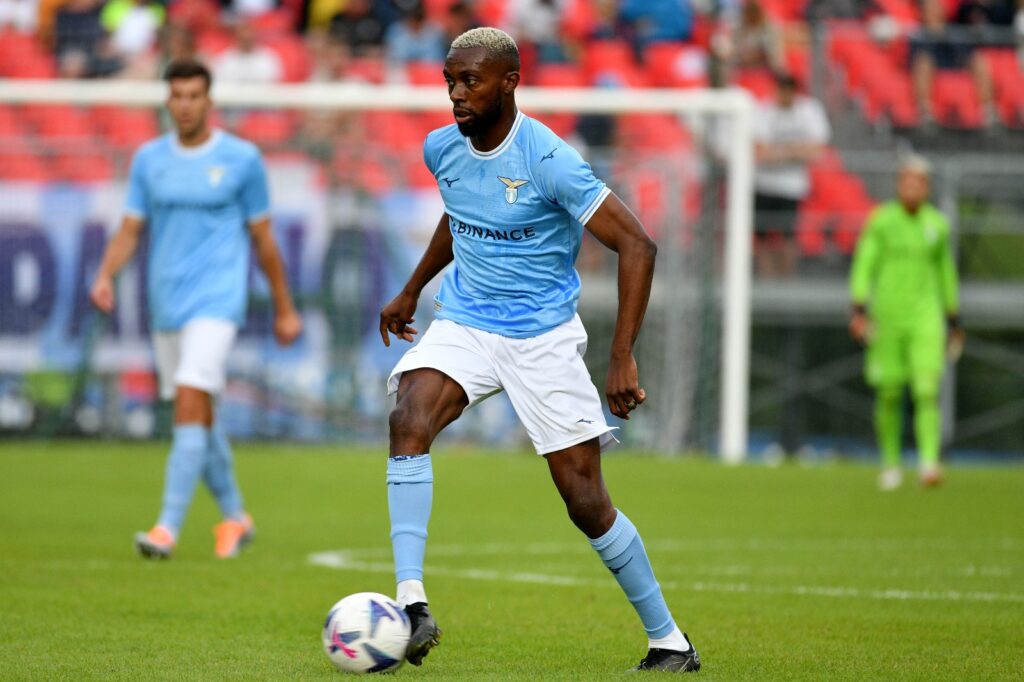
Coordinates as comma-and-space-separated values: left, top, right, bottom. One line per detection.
307, 543, 1024, 605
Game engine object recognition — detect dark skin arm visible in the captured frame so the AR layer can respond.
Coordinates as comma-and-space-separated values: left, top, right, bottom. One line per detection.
584, 192, 658, 420
379, 213, 454, 346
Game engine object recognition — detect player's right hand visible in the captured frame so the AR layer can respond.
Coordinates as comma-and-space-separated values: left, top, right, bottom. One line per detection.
379, 291, 419, 347
90, 275, 115, 314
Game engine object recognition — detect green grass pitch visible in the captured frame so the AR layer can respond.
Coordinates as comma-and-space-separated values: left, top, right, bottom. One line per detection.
1, 441, 1022, 680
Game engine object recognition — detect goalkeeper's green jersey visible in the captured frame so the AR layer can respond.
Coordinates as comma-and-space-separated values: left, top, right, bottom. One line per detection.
849, 201, 959, 326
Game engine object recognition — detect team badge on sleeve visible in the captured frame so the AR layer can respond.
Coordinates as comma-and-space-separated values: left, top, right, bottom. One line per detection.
498, 176, 529, 204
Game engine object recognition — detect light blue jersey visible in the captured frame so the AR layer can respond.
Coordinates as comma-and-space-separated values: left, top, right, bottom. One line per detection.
124, 130, 269, 331
424, 111, 610, 338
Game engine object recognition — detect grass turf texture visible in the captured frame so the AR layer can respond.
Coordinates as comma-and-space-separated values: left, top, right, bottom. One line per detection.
1, 442, 1022, 680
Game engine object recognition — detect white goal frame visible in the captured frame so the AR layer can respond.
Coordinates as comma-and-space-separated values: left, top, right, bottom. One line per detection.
0, 79, 754, 462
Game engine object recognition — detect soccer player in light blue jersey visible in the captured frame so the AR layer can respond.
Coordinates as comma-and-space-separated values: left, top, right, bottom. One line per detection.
378, 28, 700, 673
90, 60, 302, 559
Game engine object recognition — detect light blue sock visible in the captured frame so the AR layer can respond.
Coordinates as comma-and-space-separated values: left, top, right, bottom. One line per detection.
387, 455, 433, 583
203, 425, 245, 520
156, 424, 209, 533
590, 510, 677, 639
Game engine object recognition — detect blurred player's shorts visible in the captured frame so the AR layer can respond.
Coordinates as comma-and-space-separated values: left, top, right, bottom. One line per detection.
153, 318, 238, 400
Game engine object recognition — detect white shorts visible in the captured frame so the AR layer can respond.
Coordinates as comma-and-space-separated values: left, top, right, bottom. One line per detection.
152, 318, 237, 400
387, 315, 618, 455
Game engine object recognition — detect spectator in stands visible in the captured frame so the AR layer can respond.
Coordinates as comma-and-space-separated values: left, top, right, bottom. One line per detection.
910, 0, 1004, 128
101, 0, 165, 57
507, 0, 569, 63
753, 73, 830, 277
214, 19, 283, 83
53, 0, 122, 77
329, 0, 387, 57
120, 19, 200, 78
383, 1, 445, 66
442, 1, 480, 53
619, 0, 693, 53
710, 0, 785, 86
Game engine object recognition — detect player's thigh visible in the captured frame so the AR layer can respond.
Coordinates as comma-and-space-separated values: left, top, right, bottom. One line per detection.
866, 325, 909, 388
387, 319, 502, 407
498, 315, 618, 455
908, 323, 945, 398
393, 368, 470, 435
176, 318, 238, 395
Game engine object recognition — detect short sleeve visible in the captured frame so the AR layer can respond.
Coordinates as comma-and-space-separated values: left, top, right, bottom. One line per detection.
240, 151, 271, 223
124, 150, 149, 219
534, 143, 610, 225
422, 134, 439, 176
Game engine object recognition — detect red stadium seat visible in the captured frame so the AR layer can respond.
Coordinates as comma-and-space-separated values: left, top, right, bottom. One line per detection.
0, 31, 57, 78
405, 61, 444, 86
237, 111, 297, 146
53, 153, 115, 182
583, 40, 648, 88
981, 49, 1024, 126
22, 105, 96, 140
643, 43, 709, 88
348, 57, 386, 84
91, 107, 160, 148
267, 35, 312, 82
363, 111, 422, 152
734, 68, 776, 100
0, 106, 26, 137
0, 151, 50, 182
931, 70, 983, 128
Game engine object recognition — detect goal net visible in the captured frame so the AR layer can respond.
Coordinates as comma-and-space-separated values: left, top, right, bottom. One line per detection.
0, 79, 752, 460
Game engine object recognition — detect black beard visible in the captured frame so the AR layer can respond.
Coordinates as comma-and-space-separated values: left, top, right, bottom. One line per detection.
456, 97, 503, 138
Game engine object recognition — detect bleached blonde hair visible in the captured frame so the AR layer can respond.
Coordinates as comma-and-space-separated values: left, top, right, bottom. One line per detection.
900, 153, 932, 177
449, 27, 519, 68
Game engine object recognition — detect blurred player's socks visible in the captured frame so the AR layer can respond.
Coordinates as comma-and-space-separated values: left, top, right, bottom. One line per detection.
913, 388, 940, 470
590, 510, 691, 652
387, 455, 433, 594
875, 387, 903, 468
156, 424, 209, 532
203, 425, 246, 521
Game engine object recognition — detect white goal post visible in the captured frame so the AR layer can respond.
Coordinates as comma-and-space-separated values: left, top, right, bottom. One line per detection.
0, 79, 753, 462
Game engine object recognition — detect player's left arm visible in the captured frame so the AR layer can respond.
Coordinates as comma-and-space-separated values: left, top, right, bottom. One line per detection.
242, 151, 302, 346
584, 193, 657, 420
250, 218, 302, 346
938, 216, 964, 358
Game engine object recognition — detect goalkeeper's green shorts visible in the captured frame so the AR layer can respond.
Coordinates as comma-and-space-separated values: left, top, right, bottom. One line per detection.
866, 320, 945, 391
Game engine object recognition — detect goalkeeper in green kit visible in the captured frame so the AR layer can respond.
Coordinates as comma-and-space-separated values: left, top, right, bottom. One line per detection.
848, 156, 963, 490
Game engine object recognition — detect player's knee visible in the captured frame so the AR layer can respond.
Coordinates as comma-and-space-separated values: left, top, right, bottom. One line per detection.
563, 489, 614, 535
910, 375, 939, 403
388, 401, 433, 448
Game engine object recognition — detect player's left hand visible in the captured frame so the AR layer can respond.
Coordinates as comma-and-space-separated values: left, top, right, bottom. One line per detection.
606, 352, 646, 420
947, 321, 965, 363
273, 308, 303, 346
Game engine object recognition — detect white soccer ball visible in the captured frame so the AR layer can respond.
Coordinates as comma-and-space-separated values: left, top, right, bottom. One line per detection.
322, 592, 410, 674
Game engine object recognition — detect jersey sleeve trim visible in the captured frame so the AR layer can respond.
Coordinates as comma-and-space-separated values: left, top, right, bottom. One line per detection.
246, 211, 271, 225
578, 186, 611, 225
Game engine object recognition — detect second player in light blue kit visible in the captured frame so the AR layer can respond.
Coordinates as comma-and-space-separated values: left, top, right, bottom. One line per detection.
91, 60, 302, 560
379, 28, 700, 673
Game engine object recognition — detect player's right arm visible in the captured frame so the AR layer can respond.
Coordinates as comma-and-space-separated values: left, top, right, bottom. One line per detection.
848, 208, 882, 345
90, 215, 145, 314
379, 213, 454, 347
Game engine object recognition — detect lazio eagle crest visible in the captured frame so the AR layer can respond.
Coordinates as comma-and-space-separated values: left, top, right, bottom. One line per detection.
498, 176, 528, 204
